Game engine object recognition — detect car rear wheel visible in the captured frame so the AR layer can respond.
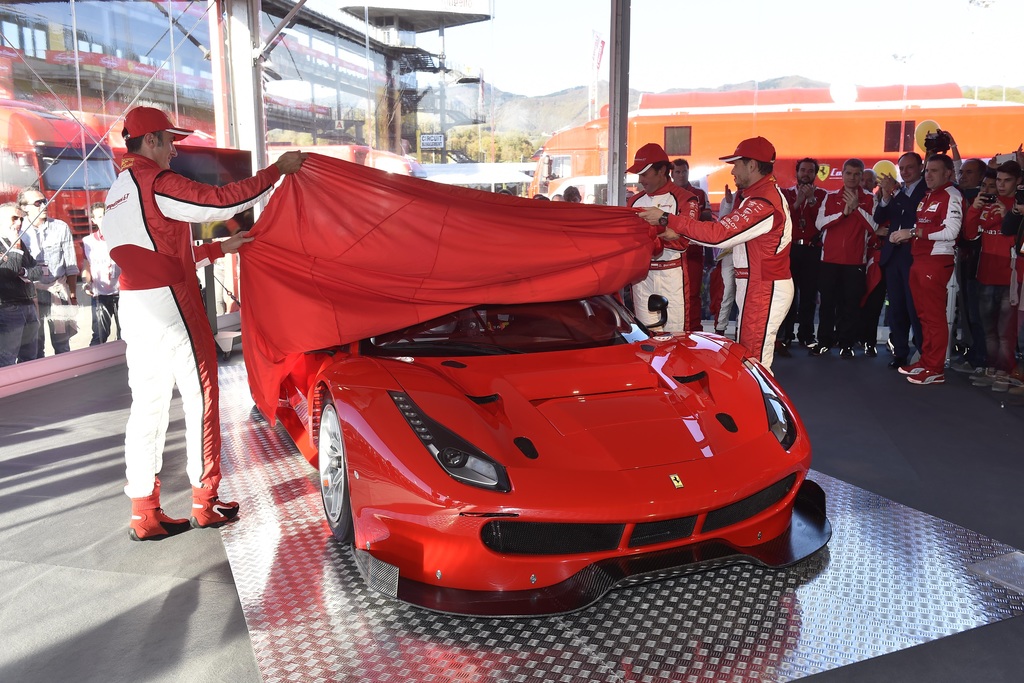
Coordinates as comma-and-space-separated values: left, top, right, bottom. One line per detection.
318, 402, 353, 543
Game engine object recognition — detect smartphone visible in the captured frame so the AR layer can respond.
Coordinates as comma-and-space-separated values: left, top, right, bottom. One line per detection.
994, 153, 1017, 164
981, 193, 998, 203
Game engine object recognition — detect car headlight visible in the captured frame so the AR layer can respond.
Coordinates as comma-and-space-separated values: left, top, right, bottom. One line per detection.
389, 391, 511, 492
743, 360, 797, 451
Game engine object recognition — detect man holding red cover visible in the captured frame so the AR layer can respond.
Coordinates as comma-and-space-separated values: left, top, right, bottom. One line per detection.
638, 137, 793, 371
628, 143, 700, 333
103, 106, 306, 540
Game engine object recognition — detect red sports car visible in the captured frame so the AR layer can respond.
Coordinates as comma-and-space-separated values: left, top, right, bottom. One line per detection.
273, 294, 830, 617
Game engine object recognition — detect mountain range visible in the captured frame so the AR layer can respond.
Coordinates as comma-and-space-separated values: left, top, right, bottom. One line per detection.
457, 76, 830, 137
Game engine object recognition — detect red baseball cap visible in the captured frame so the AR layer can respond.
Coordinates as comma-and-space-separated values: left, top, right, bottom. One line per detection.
122, 106, 193, 141
627, 143, 670, 174
719, 136, 776, 164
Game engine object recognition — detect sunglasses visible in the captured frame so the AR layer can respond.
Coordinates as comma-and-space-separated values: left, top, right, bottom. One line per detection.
22, 199, 46, 207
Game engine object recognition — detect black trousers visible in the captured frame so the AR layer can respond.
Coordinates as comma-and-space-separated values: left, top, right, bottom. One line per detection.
781, 243, 821, 344
817, 262, 865, 349
857, 275, 887, 345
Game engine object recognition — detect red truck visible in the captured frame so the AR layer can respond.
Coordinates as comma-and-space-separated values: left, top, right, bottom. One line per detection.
0, 99, 117, 237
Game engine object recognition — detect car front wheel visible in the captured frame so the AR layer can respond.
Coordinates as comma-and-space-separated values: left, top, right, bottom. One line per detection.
318, 402, 354, 543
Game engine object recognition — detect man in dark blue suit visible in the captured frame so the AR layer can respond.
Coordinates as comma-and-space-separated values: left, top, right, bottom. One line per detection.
874, 152, 926, 368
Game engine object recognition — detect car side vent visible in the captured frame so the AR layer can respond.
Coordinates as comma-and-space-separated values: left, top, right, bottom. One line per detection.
467, 394, 500, 404
514, 436, 538, 459
640, 344, 656, 352
481, 520, 624, 555
628, 515, 698, 548
701, 473, 798, 533
442, 360, 467, 368
673, 371, 707, 384
716, 413, 738, 432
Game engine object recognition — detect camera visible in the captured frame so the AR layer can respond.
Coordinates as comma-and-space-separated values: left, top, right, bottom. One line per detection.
924, 129, 952, 154
981, 193, 997, 204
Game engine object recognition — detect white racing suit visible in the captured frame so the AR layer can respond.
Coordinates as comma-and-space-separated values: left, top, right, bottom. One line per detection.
628, 182, 700, 332
103, 153, 281, 499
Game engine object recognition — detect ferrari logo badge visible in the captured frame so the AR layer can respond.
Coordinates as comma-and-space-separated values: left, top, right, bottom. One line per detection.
670, 474, 684, 489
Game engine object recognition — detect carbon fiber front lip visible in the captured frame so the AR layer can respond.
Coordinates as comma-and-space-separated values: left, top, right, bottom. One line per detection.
353, 480, 831, 618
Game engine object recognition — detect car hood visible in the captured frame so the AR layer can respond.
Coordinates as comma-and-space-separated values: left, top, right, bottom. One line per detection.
384, 337, 757, 471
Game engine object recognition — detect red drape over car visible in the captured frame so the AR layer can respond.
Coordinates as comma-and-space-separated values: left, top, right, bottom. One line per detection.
240, 154, 657, 419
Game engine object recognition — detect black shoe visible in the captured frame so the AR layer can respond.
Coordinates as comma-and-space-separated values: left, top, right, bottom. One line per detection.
864, 343, 878, 357
810, 344, 830, 356
888, 356, 907, 369
839, 347, 855, 358
774, 341, 791, 357
800, 338, 817, 348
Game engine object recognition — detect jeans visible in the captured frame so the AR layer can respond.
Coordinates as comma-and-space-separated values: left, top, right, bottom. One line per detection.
35, 288, 73, 357
978, 284, 1019, 372
0, 301, 40, 366
90, 293, 120, 345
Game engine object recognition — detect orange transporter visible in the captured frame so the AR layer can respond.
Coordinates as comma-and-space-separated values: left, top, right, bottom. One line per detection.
531, 83, 1024, 208
0, 100, 117, 236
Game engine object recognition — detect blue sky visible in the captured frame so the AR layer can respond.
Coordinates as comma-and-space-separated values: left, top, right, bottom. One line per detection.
421, 0, 1021, 97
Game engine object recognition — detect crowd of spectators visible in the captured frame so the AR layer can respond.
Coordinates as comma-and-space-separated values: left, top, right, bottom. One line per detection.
545, 131, 1022, 393
715, 133, 1023, 393
0, 189, 122, 366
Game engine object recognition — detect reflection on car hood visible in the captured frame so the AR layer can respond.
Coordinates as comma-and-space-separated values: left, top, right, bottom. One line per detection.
390, 338, 752, 471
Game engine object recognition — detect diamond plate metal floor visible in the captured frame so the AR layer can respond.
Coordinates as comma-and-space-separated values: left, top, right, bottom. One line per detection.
216, 364, 1024, 683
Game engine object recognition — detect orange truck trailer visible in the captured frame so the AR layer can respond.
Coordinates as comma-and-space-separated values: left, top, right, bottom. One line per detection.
532, 83, 1024, 207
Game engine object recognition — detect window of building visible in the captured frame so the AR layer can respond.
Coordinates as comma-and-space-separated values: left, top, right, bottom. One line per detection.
884, 120, 916, 153
2, 21, 20, 49
664, 126, 691, 157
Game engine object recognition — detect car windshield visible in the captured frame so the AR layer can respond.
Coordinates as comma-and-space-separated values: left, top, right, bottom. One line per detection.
363, 296, 650, 357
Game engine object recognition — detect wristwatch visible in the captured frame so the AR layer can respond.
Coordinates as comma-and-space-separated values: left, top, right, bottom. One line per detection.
658, 211, 670, 227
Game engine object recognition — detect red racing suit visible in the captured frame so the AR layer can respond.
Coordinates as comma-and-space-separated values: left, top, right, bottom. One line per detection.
910, 181, 963, 373
663, 174, 794, 371
628, 182, 700, 333
103, 153, 282, 499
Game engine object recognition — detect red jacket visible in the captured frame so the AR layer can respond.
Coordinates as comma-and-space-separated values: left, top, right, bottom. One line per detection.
913, 182, 962, 260
629, 181, 699, 255
665, 173, 792, 282
814, 187, 875, 265
104, 153, 281, 290
782, 185, 828, 244
964, 196, 1021, 286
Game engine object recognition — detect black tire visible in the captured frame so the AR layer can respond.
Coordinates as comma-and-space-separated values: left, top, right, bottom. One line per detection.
317, 402, 354, 543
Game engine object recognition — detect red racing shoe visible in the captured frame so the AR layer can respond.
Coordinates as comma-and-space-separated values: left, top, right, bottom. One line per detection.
129, 486, 191, 541
190, 486, 241, 528
898, 361, 926, 376
907, 369, 945, 385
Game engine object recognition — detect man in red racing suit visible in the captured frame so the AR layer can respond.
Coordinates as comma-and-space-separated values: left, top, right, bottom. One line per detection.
889, 153, 963, 385
627, 143, 700, 332
639, 137, 793, 372
103, 106, 307, 540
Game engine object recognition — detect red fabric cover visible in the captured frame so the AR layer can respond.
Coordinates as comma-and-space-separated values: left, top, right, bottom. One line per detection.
241, 154, 658, 419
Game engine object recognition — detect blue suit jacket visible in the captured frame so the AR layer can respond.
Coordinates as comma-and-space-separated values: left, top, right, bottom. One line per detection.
874, 180, 927, 267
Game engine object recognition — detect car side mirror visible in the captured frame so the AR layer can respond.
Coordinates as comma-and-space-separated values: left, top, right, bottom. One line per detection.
647, 294, 669, 329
